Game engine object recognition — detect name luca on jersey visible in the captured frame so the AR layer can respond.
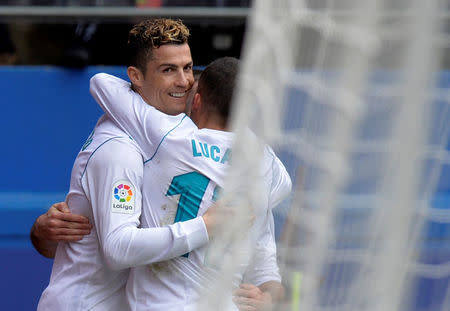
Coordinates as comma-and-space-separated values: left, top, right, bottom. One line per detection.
191, 139, 231, 164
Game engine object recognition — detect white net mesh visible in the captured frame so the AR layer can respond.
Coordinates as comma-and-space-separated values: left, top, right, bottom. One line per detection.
199, 1, 450, 310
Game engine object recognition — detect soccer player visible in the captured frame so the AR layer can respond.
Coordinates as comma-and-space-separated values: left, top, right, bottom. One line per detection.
90, 56, 291, 310
36, 19, 214, 311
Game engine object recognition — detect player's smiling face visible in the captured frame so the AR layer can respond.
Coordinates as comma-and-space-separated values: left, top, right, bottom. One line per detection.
140, 43, 194, 115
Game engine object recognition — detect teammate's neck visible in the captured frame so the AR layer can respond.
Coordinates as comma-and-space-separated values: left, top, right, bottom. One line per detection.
195, 115, 228, 132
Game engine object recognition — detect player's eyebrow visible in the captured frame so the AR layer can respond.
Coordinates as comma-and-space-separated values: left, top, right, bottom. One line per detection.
158, 61, 193, 69
158, 63, 177, 69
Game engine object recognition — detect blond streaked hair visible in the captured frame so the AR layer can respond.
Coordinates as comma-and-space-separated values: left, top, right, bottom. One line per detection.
127, 18, 190, 74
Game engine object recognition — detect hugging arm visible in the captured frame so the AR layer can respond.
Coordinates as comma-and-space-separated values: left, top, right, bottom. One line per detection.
30, 202, 92, 258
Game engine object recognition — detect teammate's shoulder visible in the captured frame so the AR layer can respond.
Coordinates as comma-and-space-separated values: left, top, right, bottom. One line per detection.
263, 143, 276, 158
263, 144, 292, 188
164, 111, 191, 123
88, 136, 143, 167
262, 144, 282, 168
85, 117, 141, 154
94, 116, 129, 136
158, 113, 194, 136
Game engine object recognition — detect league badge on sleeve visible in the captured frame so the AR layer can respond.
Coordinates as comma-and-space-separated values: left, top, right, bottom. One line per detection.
111, 180, 135, 214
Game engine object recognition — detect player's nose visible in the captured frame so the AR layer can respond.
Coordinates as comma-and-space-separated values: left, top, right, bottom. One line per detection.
175, 70, 191, 89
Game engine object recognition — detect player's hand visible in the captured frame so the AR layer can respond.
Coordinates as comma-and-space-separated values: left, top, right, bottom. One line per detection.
33, 202, 92, 242
202, 202, 255, 238
202, 202, 232, 237
233, 284, 273, 311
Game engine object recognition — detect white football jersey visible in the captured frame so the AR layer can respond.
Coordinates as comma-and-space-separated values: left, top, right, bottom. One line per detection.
38, 115, 209, 311
91, 73, 292, 311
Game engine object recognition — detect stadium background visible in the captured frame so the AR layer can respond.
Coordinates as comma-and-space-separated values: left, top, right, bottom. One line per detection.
0, 2, 449, 310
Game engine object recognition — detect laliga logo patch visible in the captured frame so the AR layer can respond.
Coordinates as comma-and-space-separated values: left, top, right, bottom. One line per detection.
114, 183, 133, 202
112, 180, 135, 214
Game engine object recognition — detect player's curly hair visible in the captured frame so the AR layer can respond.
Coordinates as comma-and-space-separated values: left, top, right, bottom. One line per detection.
127, 18, 190, 75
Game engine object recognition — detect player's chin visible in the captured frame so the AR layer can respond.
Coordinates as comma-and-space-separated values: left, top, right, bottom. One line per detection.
166, 99, 186, 115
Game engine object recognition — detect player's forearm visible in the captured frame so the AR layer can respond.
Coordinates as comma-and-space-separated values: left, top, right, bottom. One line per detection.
91, 74, 123, 129
90, 73, 138, 140
30, 222, 57, 258
103, 216, 208, 270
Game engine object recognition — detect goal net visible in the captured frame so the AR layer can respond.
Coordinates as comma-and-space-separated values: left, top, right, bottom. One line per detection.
199, 1, 450, 311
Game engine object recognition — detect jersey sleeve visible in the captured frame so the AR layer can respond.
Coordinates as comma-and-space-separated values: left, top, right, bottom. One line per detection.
242, 146, 291, 285
89, 73, 187, 160
266, 146, 293, 208
82, 137, 209, 271
242, 208, 281, 286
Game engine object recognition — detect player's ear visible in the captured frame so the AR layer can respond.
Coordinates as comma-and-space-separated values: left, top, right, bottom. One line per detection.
192, 92, 202, 112
127, 66, 144, 88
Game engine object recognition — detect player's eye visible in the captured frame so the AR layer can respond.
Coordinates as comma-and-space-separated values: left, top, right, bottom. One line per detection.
163, 67, 173, 73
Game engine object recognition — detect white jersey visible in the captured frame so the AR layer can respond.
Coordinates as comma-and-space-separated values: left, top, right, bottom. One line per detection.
91, 73, 292, 311
38, 115, 209, 311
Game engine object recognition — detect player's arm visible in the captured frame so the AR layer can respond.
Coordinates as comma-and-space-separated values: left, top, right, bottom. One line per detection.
235, 214, 284, 310
234, 244, 285, 311
235, 188, 283, 309
90, 73, 184, 160
30, 202, 92, 258
84, 138, 210, 270
234, 245, 284, 311
234, 149, 291, 310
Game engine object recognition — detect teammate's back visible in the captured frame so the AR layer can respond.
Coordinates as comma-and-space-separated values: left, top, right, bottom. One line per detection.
131, 116, 236, 310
